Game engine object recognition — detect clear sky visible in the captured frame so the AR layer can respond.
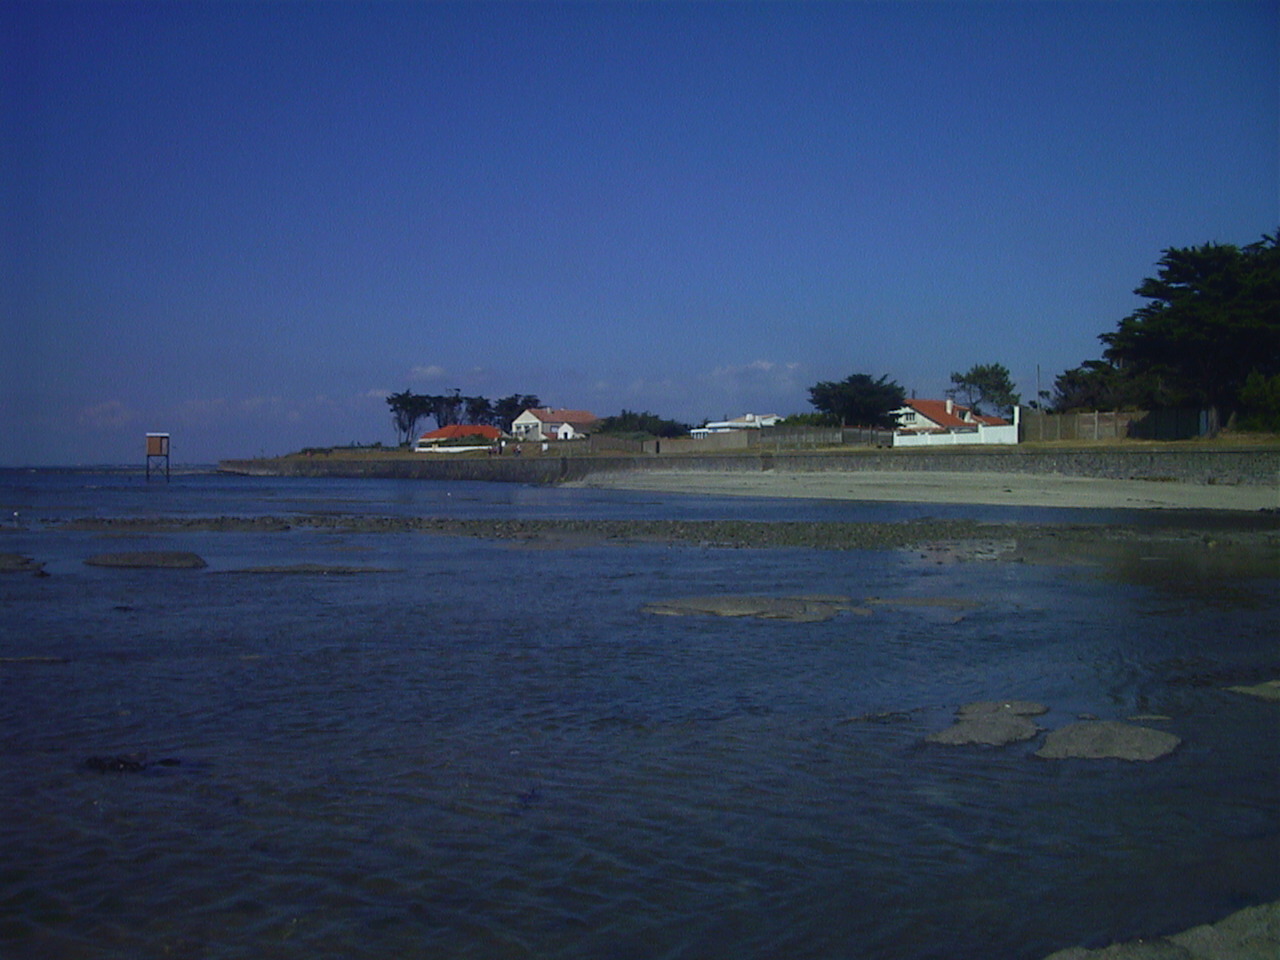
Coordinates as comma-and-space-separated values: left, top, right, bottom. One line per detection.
3, 1, 1276, 465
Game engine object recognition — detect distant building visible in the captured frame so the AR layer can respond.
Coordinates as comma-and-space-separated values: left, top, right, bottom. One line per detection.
510, 408, 600, 442
892, 399, 1017, 447
415, 423, 502, 452
690, 413, 781, 439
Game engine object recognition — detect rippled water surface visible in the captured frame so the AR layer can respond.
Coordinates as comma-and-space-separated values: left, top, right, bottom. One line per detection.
2, 471, 1277, 959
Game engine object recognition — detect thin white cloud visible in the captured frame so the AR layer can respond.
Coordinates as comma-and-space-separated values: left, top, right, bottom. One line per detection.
410, 364, 448, 382
78, 400, 138, 429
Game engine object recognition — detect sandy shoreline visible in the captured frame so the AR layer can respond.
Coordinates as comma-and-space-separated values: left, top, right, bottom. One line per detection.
570, 468, 1280, 512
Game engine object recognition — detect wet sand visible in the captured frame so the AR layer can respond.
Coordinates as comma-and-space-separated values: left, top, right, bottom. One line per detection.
571, 468, 1280, 512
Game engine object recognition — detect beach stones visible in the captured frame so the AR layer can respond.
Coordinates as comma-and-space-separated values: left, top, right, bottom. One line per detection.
84, 551, 207, 569
926, 700, 1048, 746
642, 594, 864, 622
1035, 720, 1181, 761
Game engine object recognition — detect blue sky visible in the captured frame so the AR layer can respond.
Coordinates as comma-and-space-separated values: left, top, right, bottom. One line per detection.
3, 1, 1276, 465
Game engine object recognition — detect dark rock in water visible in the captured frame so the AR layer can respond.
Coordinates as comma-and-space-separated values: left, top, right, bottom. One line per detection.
1035, 721, 1181, 761
958, 700, 1049, 717
642, 594, 863, 622
0, 552, 45, 574
1226, 679, 1280, 702
219, 563, 393, 575
927, 700, 1048, 746
85, 754, 181, 773
84, 551, 207, 569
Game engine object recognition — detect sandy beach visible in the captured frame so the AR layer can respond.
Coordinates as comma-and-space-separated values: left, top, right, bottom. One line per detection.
572, 468, 1280, 512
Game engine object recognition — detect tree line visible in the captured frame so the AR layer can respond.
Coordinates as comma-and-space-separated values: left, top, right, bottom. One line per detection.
1052, 230, 1279, 429
804, 230, 1279, 432
386, 391, 541, 446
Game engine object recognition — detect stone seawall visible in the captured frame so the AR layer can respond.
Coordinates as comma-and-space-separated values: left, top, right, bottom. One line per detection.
219, 447, 1280, 487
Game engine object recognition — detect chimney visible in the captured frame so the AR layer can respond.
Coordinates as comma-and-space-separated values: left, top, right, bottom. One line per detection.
945, 398, 953, 415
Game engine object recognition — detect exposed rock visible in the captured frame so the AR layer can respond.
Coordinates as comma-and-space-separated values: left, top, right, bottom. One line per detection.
84, 551, 207, 569
1042, 899, 1280, 960
1226, 679, 1280, 702
1035, 721, 1180, 761
642, 594, 862, 622
218, 563, 393, 575
926, 700, 1048, 746
0, 552, 44, 574
958, 700, 1049, 717
1168, 900, 1280, 958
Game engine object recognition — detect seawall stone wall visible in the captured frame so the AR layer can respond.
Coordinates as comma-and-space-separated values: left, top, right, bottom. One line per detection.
219, 447, 1280, 487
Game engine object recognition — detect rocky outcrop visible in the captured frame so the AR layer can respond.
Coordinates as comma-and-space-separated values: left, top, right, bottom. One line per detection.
84, 551, 208, 569
926, 700, 1049, 746
1035, 720, 1181, 761
0, 552, 45, 574
1043, 899, 1280, 959
642, 594, 866, 622
1226, 679, 1280, 702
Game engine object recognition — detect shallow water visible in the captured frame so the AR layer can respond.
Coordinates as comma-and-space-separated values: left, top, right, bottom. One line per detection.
1, 472, 1277, 959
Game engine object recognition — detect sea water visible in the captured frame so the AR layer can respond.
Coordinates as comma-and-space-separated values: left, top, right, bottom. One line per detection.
1, 470, 1277, 959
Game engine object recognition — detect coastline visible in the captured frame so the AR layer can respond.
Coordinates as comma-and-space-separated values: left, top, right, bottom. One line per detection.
568, 468, 1280, 512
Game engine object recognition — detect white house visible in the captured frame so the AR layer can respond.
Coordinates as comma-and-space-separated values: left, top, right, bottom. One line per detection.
414, 423, 503, 453
892, 398, 1018, 446
510, 408, 600, 442
690, 413, 782, 439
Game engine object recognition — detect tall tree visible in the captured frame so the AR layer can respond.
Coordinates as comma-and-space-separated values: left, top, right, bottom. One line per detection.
386, 389, 427, 445
807, 373, 905, 428
596, 410, 690, 438
493, 394, 541, 432
948, 363, 1020, 416
1099, 232, 1280, 418
465, 395, 495, 426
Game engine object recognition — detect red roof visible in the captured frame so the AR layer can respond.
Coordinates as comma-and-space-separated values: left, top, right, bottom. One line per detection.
419, 424, 502, 441
901, 399, 1009, 430
525, 408, 599, 424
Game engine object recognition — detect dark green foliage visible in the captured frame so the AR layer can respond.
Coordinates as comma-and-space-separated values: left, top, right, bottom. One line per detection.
387, 390, 541, 442
1239, 370, 1280, 431
1099, 231, 1280, 417
777, 412, 840, 427
596, 409, 691, 438
493, 394, 542, 432
948, 363, 1020, 416
1050, 360, 1148, 413
807, 373, 906, 429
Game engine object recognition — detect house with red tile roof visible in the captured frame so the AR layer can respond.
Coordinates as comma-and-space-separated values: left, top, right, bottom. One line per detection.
414, 423, 502, 452
510, 408, 600, 442
892, 398, 1018, 446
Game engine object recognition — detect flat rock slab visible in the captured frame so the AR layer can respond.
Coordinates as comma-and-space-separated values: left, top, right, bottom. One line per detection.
1226, 679, 1280, 702
220, 563, 393, 575
0, 553, 44, 573
84, 551, 207, 569
1043, 899, 1280, 960
642, 594, 863, 622
1035, 720, 1180, 761
958, 700, 1049, 717
927, 700, 1049, 746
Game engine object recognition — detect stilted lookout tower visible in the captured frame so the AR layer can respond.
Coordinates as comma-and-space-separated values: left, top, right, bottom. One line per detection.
145, 432, 170, 481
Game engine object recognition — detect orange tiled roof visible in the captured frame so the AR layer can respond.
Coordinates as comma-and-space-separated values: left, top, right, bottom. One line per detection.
419, 424, 502, 441
903, 399, 1009, 429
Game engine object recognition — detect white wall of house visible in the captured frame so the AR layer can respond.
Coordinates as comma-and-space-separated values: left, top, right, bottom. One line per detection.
893, 408, 1019, 447
511, 411, 545, 441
